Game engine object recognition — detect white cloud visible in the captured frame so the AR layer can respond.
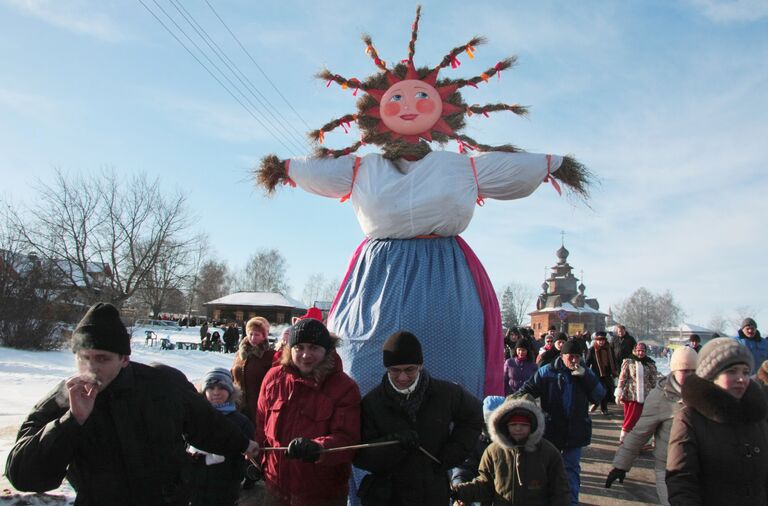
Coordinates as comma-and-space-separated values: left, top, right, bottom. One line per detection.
686, 0, 768, 22
2, 0, 124, 42
0, 87, 57, 117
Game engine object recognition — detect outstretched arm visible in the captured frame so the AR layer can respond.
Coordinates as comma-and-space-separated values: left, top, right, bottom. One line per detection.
255, 154, 356, 198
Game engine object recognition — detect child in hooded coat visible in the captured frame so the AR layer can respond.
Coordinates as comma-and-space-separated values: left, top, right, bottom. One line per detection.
451, 397, 570, 506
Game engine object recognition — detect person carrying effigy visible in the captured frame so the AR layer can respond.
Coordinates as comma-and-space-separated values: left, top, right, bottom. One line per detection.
254, 5, 593, 401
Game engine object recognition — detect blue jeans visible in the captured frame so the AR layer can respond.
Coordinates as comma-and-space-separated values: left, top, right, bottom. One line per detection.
561, 447, 582, 506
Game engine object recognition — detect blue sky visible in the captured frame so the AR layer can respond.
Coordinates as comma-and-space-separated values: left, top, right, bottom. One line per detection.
1, 0, 766, 328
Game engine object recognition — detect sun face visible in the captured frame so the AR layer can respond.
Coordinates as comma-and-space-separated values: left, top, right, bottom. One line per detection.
380, 79, 443, 135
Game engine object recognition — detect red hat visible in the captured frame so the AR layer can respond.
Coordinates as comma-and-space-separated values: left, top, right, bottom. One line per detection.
302, 307, 323, 321
507, 414, 531, 425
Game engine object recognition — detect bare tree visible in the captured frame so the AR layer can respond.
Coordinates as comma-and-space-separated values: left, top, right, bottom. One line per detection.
613, 287, 684, 339
708, 312, 728, 336
233, 249, 289, 294
302, 273, 341, 306
499, 282, 535, 330
136, 237, 198, 318
6, 169, 191, 307
194, 259, 229, 312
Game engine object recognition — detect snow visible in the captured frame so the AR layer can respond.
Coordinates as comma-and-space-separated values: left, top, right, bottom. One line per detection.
0, 338, 237, 504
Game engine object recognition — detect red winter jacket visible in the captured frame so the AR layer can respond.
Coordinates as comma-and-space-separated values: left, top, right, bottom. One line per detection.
256, 351, 360, 505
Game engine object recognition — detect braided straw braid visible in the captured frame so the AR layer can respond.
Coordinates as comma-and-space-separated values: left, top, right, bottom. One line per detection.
309, 114, 358, 144
255, 154, 287, 195
453, 57, 517, 88
407, 5, 422, 62
362, 34, 388, 71
314, 141, 364, 158
433, 36, 486, 72
466, 102, 529, 118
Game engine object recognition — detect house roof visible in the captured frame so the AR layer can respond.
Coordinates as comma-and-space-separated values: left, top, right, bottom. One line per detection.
662, 323, 717, 334
204, 291, 307, 309
530, 301, 608, 316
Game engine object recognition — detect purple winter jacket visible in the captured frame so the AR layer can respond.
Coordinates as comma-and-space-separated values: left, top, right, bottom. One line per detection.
504, 357, 538, 396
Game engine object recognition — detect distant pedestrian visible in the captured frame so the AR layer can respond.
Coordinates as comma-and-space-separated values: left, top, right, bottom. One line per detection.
615, 342, 658, 444
537, 333, 566, 368
734, 317, 767, 374
504, 341, 538, 396
611, 325, 637, 365
586, 331, 617, 415
686, 333, 702, 353
666, 338, 768, 505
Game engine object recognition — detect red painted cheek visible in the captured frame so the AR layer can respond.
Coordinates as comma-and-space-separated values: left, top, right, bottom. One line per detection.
416, 99, 436, 113
382, 102, 401, 116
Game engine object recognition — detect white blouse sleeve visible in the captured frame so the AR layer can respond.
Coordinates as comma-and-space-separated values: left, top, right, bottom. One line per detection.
287, 155, 357, 199
471, 151, 563, 201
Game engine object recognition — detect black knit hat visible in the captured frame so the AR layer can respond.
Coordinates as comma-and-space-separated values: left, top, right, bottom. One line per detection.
560, 339, 580, 356
71, 302, 131, 356
383, 331, 423, 367
288, 318, 332, 350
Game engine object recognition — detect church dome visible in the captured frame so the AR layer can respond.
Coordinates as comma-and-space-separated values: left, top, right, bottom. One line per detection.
556, 245, 569, 261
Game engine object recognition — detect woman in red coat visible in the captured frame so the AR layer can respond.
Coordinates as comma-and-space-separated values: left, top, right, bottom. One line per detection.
256, 318, 361, 506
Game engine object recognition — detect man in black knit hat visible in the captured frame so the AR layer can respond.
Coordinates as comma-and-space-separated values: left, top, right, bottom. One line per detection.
5, 302, 260, 505
354, 331, 483, 506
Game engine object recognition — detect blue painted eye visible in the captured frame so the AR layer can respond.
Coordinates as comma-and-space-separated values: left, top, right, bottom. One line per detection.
389, 94, 402, 102
415, 91, 429, 99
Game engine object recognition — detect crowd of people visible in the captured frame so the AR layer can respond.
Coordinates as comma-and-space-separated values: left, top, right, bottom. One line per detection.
5, 304, 768, 506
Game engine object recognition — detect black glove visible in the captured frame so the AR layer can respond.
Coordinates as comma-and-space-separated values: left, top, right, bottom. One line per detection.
286, 437, 322, 462
392, 430, 420, 451
605, 467, 626, 488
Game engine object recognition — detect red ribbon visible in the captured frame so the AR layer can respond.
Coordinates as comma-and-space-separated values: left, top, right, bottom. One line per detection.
466, 82, 478, 88
494, 62, 503, 81
543, 154, 562, 195
450, 54, 461, 69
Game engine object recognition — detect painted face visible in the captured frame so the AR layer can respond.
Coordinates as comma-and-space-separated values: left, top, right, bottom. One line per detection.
380, 80, 443, 135
714, 364, 751, 398
291, 343, 327, 376
506, 422, 531, 442
387, 364, 422, 390
248, 328, 266, 346
205, 385, 230, 405
76, 349, 129, 390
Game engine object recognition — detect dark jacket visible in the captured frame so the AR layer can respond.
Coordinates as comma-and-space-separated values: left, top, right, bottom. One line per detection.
231, 339, 274, 421
666, 375, 768, 506
5, 362, 249, 506
504, 357, 538, 396
453, 398, 569, 506
586, 345, 617, 378
611, 332, 637, 365
256, 350, 360, 506
736, 329, 768, 374
515, 357, 605, 449
190, 409, 254, 506
354, 372, 484, 506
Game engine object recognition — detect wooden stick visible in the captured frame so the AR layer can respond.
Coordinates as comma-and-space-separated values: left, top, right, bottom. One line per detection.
258, 440, 400, 454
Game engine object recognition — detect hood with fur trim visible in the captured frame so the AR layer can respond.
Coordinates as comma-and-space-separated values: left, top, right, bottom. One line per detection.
682, 374, 768, 424
488, 397, 545, 452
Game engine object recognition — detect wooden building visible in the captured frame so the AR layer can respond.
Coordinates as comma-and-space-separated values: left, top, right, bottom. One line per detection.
204, 292, 307, 324
529, 244, 607, 336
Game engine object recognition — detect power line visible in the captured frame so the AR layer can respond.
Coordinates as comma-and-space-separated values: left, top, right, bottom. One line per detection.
137, 0, 304, 155
203, 0, 314, 131
168, 0, 310, 151
148, 0, 307, 154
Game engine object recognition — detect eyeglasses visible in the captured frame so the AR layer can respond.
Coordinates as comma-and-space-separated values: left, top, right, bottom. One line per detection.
387, 365, 420, 378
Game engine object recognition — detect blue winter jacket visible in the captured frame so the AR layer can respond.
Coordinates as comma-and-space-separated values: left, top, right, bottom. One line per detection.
515, 357, 605, 450
734, 329, 768, 374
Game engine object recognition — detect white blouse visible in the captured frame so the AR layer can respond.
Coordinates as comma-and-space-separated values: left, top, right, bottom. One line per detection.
288, 150, 562, 239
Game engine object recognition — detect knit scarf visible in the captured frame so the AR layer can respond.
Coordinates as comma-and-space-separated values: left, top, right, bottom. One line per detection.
213, 401, 237, 414
383, 369, 431, 423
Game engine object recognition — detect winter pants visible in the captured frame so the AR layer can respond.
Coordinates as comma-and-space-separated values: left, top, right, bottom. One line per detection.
598, 376, 614, 410
655, 468, 670, 506
561, 446, 582, 506
621, 400, 644, 432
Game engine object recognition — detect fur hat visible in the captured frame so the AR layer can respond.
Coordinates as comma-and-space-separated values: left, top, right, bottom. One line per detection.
383, 331, 423, 367
245, 316, 269, 335
696, 337, 754, 381
742, 317, 757, 329
202, 367, 234, 394
670, 346, 698, 372
288, 318, 332, 350
71, 302, 130, 356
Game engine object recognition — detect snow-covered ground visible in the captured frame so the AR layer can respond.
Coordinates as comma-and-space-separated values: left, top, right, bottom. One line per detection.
0, 337, 237, 504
